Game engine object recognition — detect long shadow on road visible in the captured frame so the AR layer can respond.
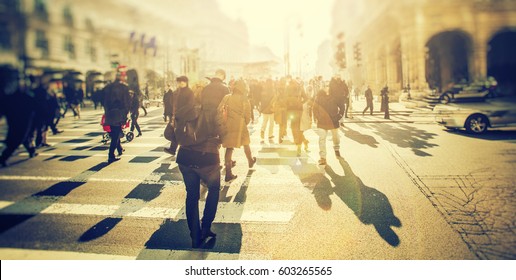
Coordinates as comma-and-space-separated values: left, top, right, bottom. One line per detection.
371, 123, 438, 157
293, 157, 402, 247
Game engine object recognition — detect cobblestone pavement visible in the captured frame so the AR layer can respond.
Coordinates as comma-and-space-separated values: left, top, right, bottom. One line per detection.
388, 143, 516, 260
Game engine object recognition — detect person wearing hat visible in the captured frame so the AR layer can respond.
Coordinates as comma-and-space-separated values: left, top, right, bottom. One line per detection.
199, 69, 230, 139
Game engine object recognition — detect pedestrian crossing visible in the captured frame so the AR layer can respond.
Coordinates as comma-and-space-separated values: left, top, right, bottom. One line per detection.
0, 106, 320, 259
0, 103, 439, 259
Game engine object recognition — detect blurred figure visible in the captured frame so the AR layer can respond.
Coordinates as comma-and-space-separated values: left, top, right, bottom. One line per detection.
363, 85, 374, 115
219, 79, 256, 182
129, 90, 142, 137
259, 78, 276, 143
103, 74, 131, 163
32, 76, 52, 148
313, 85, 344, 165
163, 83, 173, 122
0, 70, 38, 167
285, 77, 306, 156
380, 86, 390, 119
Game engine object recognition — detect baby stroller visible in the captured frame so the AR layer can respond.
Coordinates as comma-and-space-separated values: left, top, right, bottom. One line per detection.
101, 114, 134, 144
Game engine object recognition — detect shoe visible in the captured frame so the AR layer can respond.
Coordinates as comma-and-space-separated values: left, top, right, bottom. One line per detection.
318, 158, 326, 165
232, 160, 236, 167
248, 157, 256, 168
136, 133, 142, 137
28, 149, 38, 158
335, 150, 341, 157
52, 130, 64, 135
225, 173, 237, 182
201, 230, 217, 240
40, 143, 51, 147
117, 148, 125, 157
108, 157, 120, 163
164, 148, 176, 156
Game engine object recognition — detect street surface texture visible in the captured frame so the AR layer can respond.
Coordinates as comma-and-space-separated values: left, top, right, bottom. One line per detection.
0, 99, 514, 260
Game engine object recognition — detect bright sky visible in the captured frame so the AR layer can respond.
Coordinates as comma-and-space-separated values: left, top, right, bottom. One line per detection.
216, 0, 334, 58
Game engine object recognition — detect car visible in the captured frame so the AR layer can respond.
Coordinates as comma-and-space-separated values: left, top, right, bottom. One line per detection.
433, 96, 516, 134
438, 80, 498, 104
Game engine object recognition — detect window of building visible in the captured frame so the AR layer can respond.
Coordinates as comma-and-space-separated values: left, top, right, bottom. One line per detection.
63, 6, 73, 27
35, 29, 49, 57
64, 34, 75, 59
85, 39, 97, 62
34, 0, 49, 22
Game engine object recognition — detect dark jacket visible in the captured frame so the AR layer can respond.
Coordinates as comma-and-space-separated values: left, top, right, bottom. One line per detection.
103, 80, 131, 126
200, 78, 230, 138
163, 89, 173, 116
313, 90, 343, 130
175, 86, 220, 168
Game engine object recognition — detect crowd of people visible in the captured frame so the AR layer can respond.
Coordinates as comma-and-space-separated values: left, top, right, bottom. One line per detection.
1, 65, 392, 249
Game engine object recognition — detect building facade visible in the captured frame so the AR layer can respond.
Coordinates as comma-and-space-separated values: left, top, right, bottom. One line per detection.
331, 0, 516, 98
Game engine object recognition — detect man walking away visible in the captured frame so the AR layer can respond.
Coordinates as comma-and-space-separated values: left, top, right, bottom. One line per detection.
363, 85, 373, 115
103, 74, 131, 163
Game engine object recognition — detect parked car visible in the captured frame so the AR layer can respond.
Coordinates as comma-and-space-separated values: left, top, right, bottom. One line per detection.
438, 79, 498, 104
434, 95, 516, 134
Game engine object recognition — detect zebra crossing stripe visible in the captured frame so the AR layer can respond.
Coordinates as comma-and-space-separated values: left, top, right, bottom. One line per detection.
0, 200, 295, 224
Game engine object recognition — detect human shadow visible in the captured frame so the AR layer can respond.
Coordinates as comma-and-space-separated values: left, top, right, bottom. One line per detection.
137, 170, 254, 259
327, 158, 402, 246
340, 126, 379, 148
371, 123, 438, 156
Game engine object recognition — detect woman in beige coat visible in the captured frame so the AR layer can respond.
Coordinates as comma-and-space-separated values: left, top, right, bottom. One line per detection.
218, 79, 256, 181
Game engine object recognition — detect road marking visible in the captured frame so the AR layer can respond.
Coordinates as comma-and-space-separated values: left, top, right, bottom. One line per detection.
0, 200, 294, 224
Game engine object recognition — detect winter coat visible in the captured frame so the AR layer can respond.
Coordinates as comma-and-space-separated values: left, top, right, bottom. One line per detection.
219, 90, 251, 148
200, 78, 230, 138
103, 80, 131, 126
313, 91, 343, 130
163, 89, 173, 116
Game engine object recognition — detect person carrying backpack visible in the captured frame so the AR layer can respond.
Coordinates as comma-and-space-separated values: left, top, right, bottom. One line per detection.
174, 75, 222, 249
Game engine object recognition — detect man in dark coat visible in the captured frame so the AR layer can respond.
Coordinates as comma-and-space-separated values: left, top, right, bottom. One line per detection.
163, 83, 173, 122
363, 85, 374, 115
0, 71, 37, 167
380, 86, 390, 119
199, 69, 230, 139
313, 85, 345, 165
103, 75, 131, 163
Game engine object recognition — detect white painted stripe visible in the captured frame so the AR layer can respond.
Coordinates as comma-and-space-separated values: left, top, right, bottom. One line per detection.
0, 200, 295, 223
41, 203, 119, 216
125, 207, 182, 219
240, 210, 294, 223
0, 200, 15, 209
0, 248, 135, 260
0, 175, 182, 185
